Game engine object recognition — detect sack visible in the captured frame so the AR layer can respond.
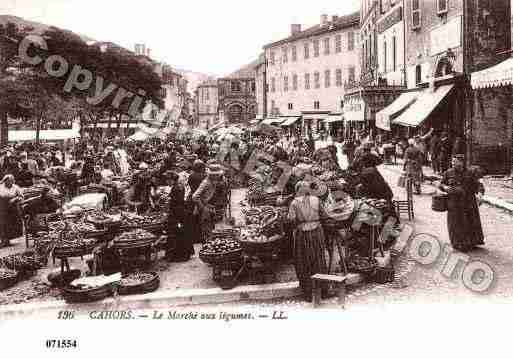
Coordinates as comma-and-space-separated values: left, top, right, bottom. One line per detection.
397, 174, 407, 188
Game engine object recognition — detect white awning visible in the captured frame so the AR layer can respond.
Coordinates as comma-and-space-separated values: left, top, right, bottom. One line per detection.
262, 117, 285, 125
471, 57, 513, 89
8, 129, 80, 142
280, 116, 301, 126
393, 85, 454, 128
301, 113, 330, 121
324, 115, 344, 124
376, 92, 419, 131
87, 123, 139, 128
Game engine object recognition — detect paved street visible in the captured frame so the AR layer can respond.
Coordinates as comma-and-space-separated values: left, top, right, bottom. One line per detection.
241, 162, 513, 309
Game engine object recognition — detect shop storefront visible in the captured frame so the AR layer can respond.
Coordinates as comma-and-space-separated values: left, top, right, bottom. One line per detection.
470, 59, 513, 174
343, 85, 404, 140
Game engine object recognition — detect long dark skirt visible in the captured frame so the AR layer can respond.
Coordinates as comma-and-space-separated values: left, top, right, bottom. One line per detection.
0, 200, 23, 242
447, 198, 484, 251
293, 226, 328, 301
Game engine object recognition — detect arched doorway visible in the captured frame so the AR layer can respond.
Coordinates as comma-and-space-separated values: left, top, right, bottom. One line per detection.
227, 104, 243, 123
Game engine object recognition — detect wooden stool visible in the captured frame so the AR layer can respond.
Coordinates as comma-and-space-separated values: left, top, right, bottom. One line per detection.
393, 178, 414, 220
311, 274, 348, 309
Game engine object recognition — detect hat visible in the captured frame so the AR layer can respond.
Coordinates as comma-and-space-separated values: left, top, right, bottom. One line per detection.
207, 164, 224, 178
139, 162, 149, 170
163, 170, 179, 181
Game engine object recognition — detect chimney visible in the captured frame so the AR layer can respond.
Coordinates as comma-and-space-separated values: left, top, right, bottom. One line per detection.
320, 14, 328, 26
332, 15, 338, 23
291, 24, 302, 36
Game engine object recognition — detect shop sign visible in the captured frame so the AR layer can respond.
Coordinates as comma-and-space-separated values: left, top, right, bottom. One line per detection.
344, 98, 366, 122
430, 16, 462, 56
377, 7, 402, 34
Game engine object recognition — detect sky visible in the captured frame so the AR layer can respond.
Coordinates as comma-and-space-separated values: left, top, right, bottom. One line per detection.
0, 0, 360, 76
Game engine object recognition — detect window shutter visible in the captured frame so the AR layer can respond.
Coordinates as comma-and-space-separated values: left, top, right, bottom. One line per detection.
437, 0, 448, 14
412, 0, 421, 29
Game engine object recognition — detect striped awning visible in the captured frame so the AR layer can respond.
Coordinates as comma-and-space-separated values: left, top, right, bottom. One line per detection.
262, 117, 285, 125
393, 85, 454, 127
471, 57, 513, 89
376, 92, 418, 131
324, 114, 344, 123
280, 116, 301, 126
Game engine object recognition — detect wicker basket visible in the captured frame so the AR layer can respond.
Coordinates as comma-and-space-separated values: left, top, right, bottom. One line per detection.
62, 283, 114, 303
239, 234, 283, 254
0, 269, 19, 291
373, 267, 395, 284
199, 248, 243, 265
53, 243, 96, 259
432, 194, 448, 212
117, 272, 160, 295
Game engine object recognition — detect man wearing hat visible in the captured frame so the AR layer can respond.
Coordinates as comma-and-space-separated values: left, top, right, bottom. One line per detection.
164, 171, 193, 262
438, 154, 485, 252
352, 142, 382, 173
192, 164, 226, 242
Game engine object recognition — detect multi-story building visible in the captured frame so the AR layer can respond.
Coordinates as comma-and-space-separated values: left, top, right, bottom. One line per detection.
344, 1, 405, 138
195, 79, 219, 129
376, 0, 510, 173
217, 60, 258, 124
263, 12, 360, 138
254, 53, 267, 120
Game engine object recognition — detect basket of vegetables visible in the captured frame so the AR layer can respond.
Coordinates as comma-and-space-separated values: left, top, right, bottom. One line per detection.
0, 268, 19, 291
117, 272, 160, 295
112, 229, 156, 250
1, 251, 44, 278
199, 238, 243, 265
239, 230, 284, 254
52, 237, 98, 259
86, 210, 121, 230
347, 256, 378, 276
62, 283, 114, 303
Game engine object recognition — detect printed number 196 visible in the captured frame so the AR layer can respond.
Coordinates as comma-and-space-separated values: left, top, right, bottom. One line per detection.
57, 310, 75, 319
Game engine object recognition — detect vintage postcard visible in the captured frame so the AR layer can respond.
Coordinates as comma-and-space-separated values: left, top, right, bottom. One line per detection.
0, 0, 511, 355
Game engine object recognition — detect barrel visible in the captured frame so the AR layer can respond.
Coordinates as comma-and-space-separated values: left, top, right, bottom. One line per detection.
431, 193, 448, 212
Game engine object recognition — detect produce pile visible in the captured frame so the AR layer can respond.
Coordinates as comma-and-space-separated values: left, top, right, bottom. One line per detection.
0, 252, 45, 274
200, 237, 241, 256
242, 206, 278, 226
112, 229, 156, 249
0, 268, 17, 280
48, 218, 98, 234
86, 210, 120, 225
119, 212, 167, 228
240, 227, 279, 244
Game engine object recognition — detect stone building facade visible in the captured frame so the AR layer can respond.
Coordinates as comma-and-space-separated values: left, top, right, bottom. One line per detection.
195, 79, 219, 129
262, 12, 360, 138
217, 60, 259, 124
399, 0, 511, 173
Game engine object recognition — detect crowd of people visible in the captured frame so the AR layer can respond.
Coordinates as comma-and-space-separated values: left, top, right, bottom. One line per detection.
0, 124, 487, 301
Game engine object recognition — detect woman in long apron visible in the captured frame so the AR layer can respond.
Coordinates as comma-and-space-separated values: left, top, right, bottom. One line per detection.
0, 174, 24, 247
287, 181, 328, 302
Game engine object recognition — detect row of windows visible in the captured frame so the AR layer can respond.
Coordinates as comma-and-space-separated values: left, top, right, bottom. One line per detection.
412, 0, 449, 29
382, 36, 398, 73
269, 31, 355, 65
269, 68, 355, 92
271, 100, 344, 111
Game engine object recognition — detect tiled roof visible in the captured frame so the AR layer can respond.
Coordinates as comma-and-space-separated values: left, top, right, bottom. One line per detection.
224, 58, 261, 78
263, 11, 360, 49
197, 78, 218, 87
